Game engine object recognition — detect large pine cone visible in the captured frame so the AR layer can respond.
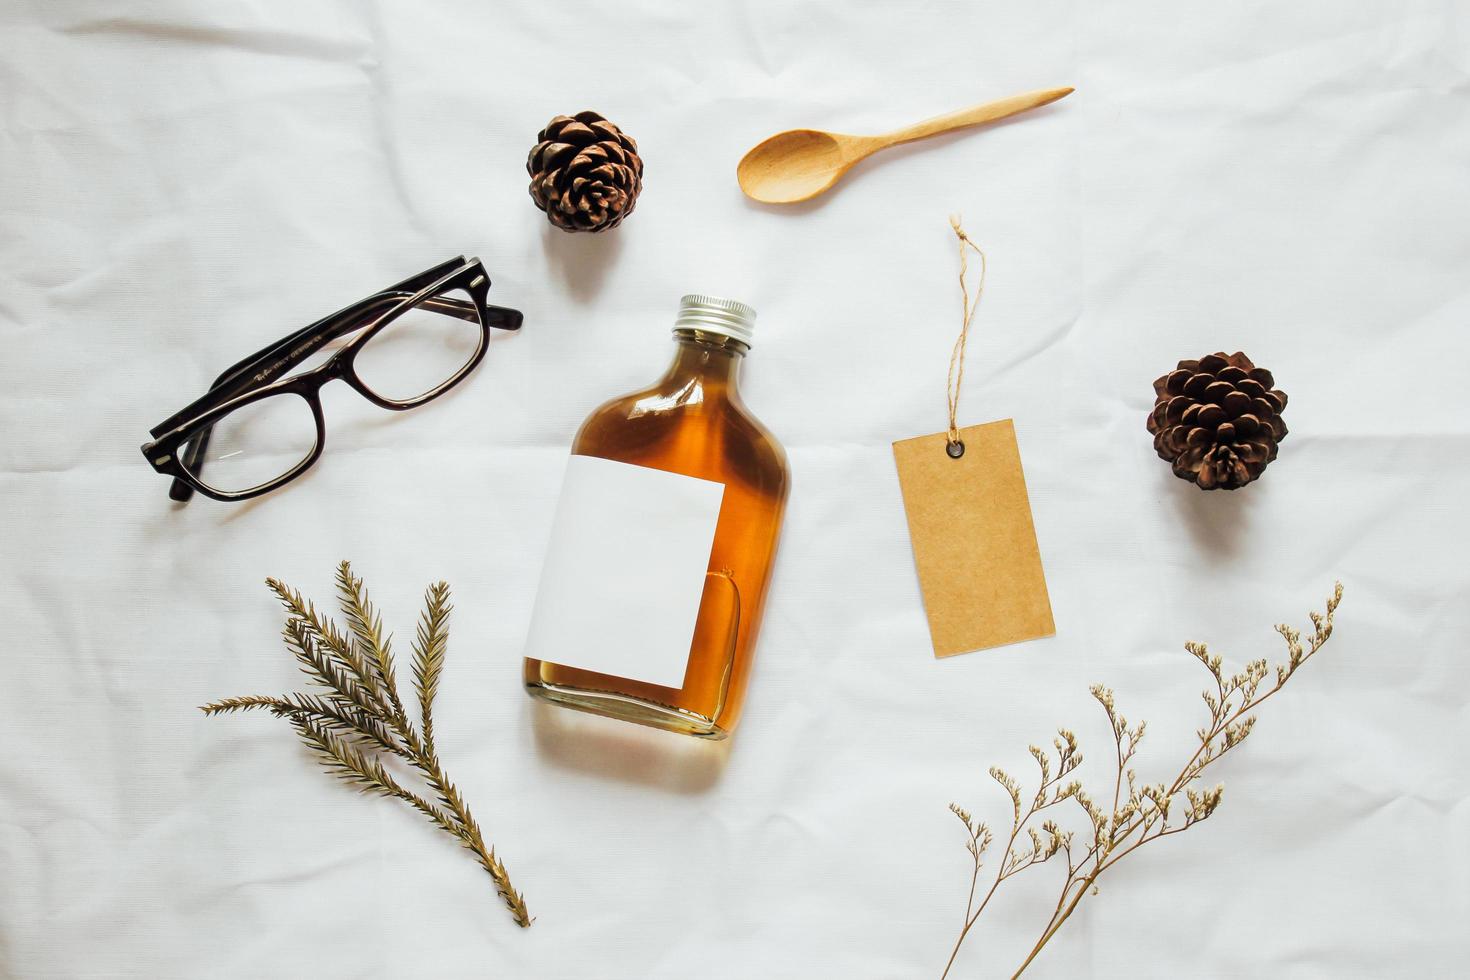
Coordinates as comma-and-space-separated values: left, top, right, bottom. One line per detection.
1147, 351, 1288, 490
527, 111, 643, 233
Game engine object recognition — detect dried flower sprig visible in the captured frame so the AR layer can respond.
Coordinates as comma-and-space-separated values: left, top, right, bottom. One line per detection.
941, 583, 1343, 978
201, 561, 531, 928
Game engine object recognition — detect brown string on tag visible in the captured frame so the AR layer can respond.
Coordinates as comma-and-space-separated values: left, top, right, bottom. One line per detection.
945, 216, 987, 456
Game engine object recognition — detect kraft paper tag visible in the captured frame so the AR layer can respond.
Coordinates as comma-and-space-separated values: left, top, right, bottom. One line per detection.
892, 419, 1054, 657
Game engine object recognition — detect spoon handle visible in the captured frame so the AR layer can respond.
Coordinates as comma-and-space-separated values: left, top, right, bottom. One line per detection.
882, 86, 1074, 148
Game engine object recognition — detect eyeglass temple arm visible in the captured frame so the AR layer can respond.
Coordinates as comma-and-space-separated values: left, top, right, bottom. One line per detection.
417, 295, 523, 330
153, 259, 473, 434
162, 292, 521, 445
187, 293, 518, 423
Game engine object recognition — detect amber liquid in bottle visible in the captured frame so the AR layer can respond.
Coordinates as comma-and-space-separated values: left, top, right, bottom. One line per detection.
523, 313, 788, 739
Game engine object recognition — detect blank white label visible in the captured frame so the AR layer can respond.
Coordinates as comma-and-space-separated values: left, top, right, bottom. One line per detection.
523, 454, 726, 689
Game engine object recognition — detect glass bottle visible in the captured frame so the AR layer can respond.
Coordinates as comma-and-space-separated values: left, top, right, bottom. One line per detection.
523, 295, 789, 739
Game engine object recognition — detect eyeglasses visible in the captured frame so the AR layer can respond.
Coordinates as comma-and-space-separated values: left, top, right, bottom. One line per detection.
142, 257, 522, 503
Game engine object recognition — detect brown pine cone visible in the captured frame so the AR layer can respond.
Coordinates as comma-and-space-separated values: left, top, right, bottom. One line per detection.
527, 111, 643, 233
1147, 351, 1288, 491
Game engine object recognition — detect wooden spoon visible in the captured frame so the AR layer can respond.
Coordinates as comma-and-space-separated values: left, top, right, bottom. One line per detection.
737, 86, 1074, 204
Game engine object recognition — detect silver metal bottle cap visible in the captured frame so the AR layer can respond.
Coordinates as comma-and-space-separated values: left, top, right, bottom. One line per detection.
674, 294, 756, 347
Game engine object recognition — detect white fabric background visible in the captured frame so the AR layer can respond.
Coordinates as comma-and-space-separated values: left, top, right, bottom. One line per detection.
2, 1, 1467, 977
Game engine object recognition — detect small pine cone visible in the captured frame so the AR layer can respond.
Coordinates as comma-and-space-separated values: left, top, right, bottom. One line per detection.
527, 111, 643, 233
1147, 351, 1288, 491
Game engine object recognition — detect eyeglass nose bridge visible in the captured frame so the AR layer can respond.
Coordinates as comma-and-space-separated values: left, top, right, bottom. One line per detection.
318, 352, 353, 382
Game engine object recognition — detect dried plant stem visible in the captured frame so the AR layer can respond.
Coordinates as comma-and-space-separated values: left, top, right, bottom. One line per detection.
942, 734, 1080, 979
941, 583, 1343, 979
202, 561, 531, 928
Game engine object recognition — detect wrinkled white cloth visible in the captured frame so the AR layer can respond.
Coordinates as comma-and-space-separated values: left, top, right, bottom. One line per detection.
2, 1, 1467, 977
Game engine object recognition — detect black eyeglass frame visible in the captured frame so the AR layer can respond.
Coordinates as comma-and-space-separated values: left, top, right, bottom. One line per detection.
141, 256, 522, 503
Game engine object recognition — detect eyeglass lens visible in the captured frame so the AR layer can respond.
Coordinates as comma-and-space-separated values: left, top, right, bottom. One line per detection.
352, 287, 484, 404
180, 392, 319, 494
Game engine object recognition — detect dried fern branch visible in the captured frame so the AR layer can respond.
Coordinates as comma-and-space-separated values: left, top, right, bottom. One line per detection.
201, 561, 532, 928
940, 583, 1343, 979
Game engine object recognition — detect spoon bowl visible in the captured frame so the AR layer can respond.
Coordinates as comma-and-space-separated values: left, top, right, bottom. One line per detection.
737, 87, 1073, 205
736, 129, 877, 205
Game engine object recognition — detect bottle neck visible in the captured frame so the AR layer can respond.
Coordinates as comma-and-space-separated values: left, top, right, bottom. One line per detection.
666, 329, 747, 389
